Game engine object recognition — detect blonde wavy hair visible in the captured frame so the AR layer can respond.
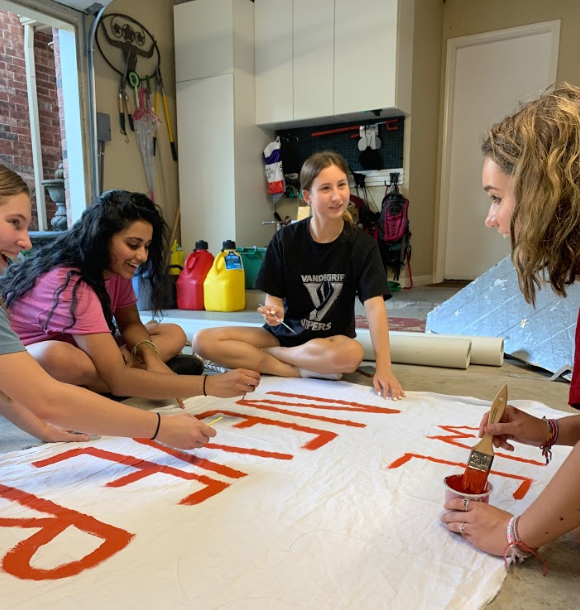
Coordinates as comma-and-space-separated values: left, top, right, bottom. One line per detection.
481, 84, 580, 305
0, 164, 30, 203
300, 151, 354, 225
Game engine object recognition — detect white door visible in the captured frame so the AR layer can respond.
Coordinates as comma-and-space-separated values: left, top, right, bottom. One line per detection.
437, 22, 560, 281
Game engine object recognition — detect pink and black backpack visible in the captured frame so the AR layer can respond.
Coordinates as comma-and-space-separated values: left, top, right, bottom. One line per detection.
377, 173, 412, 286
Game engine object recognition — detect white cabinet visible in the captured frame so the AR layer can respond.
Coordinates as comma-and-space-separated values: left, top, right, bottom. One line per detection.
174, 0, 235, 82
254, 0, 293, 125
255, 0, 413, 126
335, 0, 400, 115
293, 0, 334, 121
174, 0, 274, 254
176, 75, 236, 255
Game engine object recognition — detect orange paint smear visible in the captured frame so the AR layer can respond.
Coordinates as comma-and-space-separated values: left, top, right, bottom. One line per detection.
0, 484, 133, 581
134, 439, 246, 479
33, 447, 230, 506
203, 443, 293, 460
194, 409, 337, 451
386, 453, 534, 500
237, 399, 366, 427
265, 391, 401, 414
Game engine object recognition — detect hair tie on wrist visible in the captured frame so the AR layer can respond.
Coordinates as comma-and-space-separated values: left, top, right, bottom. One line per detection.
202, 374, 208, 396
150, 412, 161, 440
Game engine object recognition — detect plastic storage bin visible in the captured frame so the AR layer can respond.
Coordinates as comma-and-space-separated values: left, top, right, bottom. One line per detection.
237, 246, 267, 289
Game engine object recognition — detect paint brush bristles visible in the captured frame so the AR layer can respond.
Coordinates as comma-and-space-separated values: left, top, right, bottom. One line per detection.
258, 303, 297, 335
463, 385, 508, 494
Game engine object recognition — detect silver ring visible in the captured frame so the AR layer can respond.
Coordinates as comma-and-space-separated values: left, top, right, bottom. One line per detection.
463, 498, 470, 512
459, 522, 465, 535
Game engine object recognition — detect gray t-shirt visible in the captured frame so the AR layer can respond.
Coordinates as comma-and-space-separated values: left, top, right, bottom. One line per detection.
0, 305, 26, 356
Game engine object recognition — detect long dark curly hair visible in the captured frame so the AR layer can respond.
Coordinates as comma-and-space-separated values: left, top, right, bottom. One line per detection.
0, 190, 169, 331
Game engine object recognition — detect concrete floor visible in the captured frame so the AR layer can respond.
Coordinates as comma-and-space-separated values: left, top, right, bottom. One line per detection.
1, 283, 578, 607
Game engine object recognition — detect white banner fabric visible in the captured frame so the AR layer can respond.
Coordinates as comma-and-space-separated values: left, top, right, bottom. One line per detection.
0, 377, 570, 610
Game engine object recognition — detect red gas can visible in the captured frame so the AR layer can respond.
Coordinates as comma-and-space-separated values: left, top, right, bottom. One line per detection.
176, 241, 215, 310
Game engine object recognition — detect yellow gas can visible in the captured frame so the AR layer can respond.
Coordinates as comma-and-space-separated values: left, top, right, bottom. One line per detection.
168, 240, 184, 276
203, 240, 246, 312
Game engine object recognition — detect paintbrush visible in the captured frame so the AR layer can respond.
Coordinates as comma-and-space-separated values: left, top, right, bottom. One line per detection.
258, 303, 297, 334
462, 384, 508, 494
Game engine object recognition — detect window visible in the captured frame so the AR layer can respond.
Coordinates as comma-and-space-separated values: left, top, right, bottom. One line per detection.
0, 0, 91, 231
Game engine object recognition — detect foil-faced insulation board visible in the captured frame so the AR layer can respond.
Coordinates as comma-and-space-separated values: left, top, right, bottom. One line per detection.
426, 257, 579, 378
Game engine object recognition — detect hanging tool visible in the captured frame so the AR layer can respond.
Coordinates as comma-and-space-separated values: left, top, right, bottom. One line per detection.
128, 70, 141, 109
124, 91, 134, 132
156, 66, 178, 161
153, 77, 160, 155
118, 71, 129, 141
349, 118, 398, 137
117, 54, 133, 141
311, 119, 400, 138
96, 112, 111, 194
117, 83, 128, 142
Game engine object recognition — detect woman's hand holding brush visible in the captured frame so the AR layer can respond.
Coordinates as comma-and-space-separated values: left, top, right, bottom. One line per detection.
478, 405, 549, 451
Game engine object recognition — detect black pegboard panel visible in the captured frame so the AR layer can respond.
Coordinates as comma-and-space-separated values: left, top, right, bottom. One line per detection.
277, 116, 405, 175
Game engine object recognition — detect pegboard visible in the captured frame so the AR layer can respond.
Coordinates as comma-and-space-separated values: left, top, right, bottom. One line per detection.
277, 116, 405, 175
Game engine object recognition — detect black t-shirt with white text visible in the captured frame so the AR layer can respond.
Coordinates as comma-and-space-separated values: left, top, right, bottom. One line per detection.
254, 218, 391, 346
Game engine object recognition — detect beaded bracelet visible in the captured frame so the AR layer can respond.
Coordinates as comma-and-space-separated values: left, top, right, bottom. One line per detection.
503, 516, 548, 575
540, 417, 559, 465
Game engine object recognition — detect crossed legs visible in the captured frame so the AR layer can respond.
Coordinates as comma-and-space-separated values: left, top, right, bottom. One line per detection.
192, 326, 364, 377
25, 322, 186, 393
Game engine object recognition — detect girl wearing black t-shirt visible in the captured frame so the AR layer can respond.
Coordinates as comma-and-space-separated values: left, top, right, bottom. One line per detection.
194, 152, 404, 400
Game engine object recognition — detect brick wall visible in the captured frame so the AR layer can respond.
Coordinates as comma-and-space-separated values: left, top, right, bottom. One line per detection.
0, 9, 64, 231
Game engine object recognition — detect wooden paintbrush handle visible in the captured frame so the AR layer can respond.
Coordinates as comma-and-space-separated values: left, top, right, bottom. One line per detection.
487, 385, 508, 426
478, 385, 508, 450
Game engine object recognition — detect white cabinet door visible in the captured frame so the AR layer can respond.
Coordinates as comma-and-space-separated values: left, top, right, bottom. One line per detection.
255, 0, 293, 125
174, 0, 234, 83
334, 0, 398, 115
176, 75, 236, 255
293, 0, 334, 120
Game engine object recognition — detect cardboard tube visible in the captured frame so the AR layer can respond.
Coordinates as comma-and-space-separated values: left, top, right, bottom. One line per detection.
383, 331, 504, 367
145, 316, 502, 369
355, 329, 472, 369
424, 333, 504, 367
